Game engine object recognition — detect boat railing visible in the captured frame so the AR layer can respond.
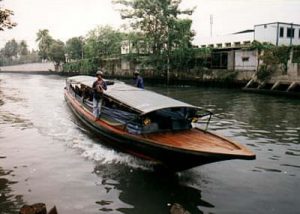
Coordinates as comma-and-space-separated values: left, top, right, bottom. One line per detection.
193, 110, 213, 131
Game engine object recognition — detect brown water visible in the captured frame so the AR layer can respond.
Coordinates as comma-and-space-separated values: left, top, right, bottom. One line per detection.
0, 73, 299, 214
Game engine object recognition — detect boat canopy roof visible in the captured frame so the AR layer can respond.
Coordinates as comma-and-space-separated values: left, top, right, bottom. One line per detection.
67, 75, 199, 115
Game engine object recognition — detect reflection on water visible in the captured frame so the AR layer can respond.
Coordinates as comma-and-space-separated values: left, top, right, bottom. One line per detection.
0, 111, 33, 129
93, 163, 213, 214
0, 73, 300, 213
0, 166, 24, 214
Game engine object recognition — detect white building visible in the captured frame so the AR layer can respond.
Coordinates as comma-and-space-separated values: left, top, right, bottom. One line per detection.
199, 30, 253, 48
198, 22, 300, 48
254, 22, 300, 46
234, 49, 258, 71
121, 40, 150, 55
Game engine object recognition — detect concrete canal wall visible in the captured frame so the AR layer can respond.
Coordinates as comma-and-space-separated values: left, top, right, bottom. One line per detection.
243, 61, 300, 97
0, 62, 56, 74
1, 62, 300, 97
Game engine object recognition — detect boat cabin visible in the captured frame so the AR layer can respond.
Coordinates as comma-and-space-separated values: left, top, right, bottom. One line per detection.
66, 76, 211, 134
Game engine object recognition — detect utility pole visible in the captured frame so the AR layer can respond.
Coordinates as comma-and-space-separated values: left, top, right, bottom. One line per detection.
210, 14, 213, 38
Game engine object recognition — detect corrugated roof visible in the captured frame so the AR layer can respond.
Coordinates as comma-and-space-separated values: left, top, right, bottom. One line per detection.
67, 75, 198, 114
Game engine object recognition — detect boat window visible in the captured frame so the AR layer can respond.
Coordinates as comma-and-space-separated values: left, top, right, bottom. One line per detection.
140, 107, 197, 132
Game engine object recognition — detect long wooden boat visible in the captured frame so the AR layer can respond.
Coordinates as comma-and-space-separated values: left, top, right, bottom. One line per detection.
64, 75, 255, 171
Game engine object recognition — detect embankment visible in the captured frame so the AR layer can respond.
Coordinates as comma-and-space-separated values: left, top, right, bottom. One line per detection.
0, 62, 56, 74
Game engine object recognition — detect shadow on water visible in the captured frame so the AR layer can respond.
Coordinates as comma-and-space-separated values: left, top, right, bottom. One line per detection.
0, 165, 24, 214
93, 163, 214, 214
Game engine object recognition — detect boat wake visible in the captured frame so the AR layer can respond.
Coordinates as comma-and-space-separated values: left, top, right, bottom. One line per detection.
64, 130, 155, 171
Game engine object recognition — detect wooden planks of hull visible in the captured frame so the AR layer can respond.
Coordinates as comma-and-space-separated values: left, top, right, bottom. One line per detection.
144, 129, 255, 158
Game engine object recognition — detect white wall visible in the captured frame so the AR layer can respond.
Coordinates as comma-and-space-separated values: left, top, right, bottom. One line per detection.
254, 23, 278, 44
255, 23, 300, 46
121, 40, 131, 55
278, 23, 300, 46
198, 32, 253, 48
235, 50, 258, 71
198, 22, 300, 47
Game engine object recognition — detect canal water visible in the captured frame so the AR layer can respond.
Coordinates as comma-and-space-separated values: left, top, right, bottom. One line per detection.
0, 73, 299, 214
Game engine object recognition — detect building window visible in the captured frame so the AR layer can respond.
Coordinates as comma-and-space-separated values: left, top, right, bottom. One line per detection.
279, 27, 284, 37
299, 29, 300, 38
287, 28, 295, 38
242, 57, 249, 62
234, 42, 241, 47
217, 43, 222, 48
264, 24, 267, 29
225, 43, 231, 47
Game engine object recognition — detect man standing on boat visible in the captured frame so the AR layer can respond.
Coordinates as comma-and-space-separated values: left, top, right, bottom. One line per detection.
134, 71, 144, 89
92, 70, 107, 119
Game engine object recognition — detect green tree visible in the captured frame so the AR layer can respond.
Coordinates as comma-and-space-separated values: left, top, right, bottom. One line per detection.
169, 19, 194, 71
84, 25, 125, 59
3, 39, 18, 59
48, 40, 65, 67
260, 45, 291, 75
0, 0, 16, 30
65, 37, 84, 60
36, 29, 53, 60
248, 40, 273, 73
292, 45, 300, 63
0, 39, 41, 66
114, 0, 194, 82
18, 40, 29, 56
250, 42, 291, 81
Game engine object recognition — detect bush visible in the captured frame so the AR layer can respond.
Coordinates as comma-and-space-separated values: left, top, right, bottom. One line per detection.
292, 46, 300, 63
62, 58, 99, 75
257, 64, 271, 81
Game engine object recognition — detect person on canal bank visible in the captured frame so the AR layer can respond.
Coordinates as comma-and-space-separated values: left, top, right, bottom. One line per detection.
134, 70, 144, 89
92, 70, 107, 120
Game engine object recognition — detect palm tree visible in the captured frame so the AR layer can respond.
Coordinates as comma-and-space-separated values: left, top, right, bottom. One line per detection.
36, 29, 53, 60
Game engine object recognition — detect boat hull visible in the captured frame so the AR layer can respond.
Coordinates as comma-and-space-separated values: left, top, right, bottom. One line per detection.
64, 90, 255, 171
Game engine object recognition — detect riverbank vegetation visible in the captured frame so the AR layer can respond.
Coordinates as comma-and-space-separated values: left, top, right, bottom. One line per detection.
1, 0, 299, 86
247, 42, 298, 81
0, 39, 41, 66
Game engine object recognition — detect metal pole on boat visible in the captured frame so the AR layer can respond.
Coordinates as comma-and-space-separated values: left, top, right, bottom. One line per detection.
205, 113, 212, 131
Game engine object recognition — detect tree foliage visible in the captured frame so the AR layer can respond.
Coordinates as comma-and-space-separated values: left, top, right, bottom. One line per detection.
48, 40, 65, 66
114, 0, 195, 77
36, 29, 53, 60
0, 40, 40, 66
19, 40, 29, 56
292, 45, 300, 63
2, 39, 18, 58
0, 0, 16, 30
84, 25, 125, 59
66, 37, 84, 60
63, 58, 99, 75
169, 19, 194, 71
251, 41, 292, 81
248, 40, 273, 54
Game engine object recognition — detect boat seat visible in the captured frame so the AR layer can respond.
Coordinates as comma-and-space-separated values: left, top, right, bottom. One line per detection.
101, 115, 124, 127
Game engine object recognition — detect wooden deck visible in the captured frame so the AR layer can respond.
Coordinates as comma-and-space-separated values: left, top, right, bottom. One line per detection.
144, 128, 255, 157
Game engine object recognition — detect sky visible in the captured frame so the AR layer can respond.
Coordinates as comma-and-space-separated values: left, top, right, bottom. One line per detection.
0, 0, 300, 49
